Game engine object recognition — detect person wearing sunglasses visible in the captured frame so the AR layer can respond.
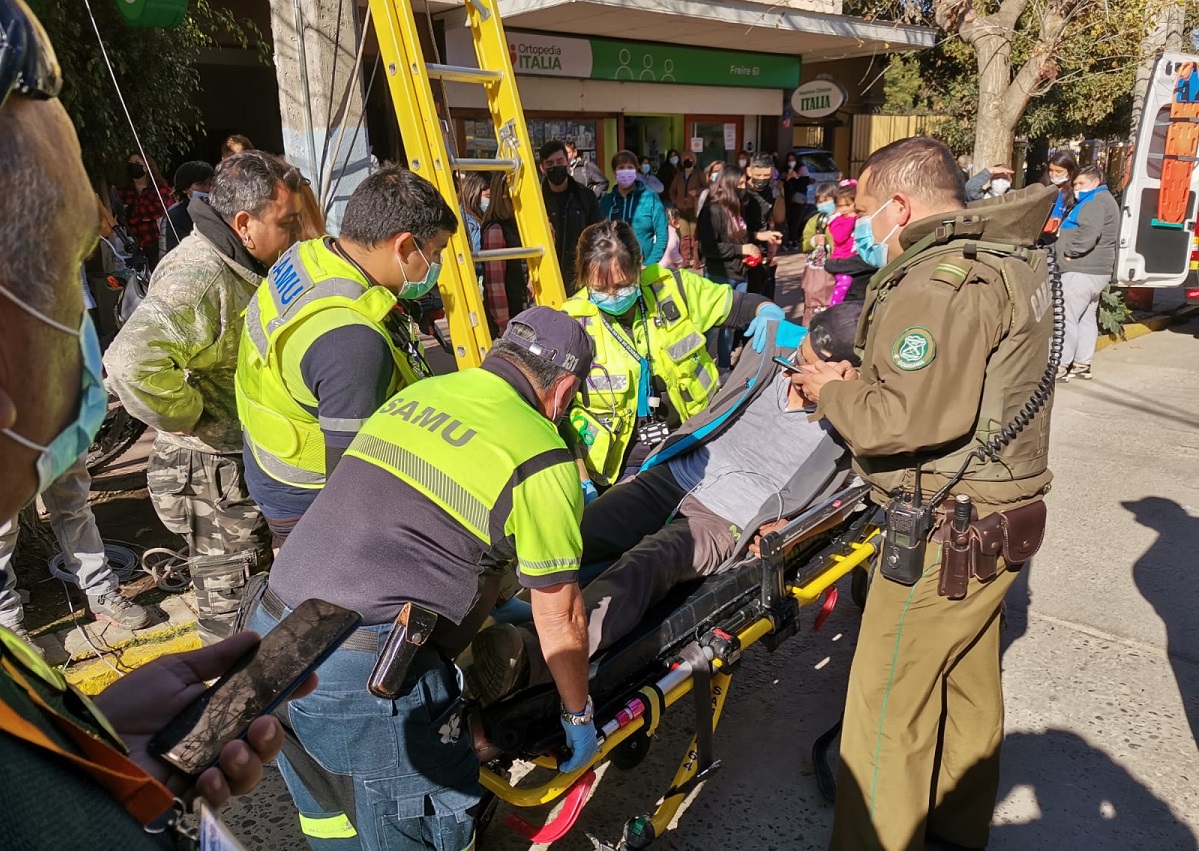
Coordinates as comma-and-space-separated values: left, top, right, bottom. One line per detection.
0, 1, 312, 845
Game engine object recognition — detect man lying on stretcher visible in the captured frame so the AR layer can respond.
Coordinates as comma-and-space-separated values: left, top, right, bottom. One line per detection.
466, 303, 863, 706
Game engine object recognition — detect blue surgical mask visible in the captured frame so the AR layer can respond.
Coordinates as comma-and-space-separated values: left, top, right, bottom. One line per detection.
590, 284, 640, 315
479, 196, 490, 213
669, 156, 680, 166
0, 286, 107, 496
852, 199, 899, 269
191, 190, 209, 201
816, 200, 836, 216
398, 243, 442, 300
641, 164, 652, 175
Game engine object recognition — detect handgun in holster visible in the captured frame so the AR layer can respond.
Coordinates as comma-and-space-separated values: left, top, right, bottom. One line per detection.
367, 602, 439, 699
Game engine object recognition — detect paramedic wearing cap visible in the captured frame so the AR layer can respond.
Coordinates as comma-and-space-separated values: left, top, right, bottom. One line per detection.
253, 307, 599, 849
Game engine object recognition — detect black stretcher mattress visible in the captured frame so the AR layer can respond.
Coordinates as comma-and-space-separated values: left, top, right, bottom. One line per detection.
479, 531, 843, 757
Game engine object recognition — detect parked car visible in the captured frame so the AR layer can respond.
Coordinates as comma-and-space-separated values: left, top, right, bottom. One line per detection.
788, 148, 842, 203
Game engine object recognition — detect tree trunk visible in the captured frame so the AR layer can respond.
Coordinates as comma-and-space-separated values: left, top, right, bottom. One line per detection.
971, 32, 1021, 170
1129, 0, 1187, 140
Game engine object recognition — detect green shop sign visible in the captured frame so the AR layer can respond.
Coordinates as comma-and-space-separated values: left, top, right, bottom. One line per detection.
505, 31, 799, 89
114, 0, 188, 28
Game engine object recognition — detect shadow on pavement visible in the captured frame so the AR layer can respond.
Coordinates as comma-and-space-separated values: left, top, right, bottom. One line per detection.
992, 729, 1198, 850
1123, 496, 1199, 748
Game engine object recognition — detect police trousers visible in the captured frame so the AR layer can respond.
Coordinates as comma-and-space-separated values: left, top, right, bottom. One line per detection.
831, 541, 1017, 851
250, 601, 481, 851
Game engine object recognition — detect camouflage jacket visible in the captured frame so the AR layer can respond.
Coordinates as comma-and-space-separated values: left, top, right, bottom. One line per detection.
104, 231, 262, 454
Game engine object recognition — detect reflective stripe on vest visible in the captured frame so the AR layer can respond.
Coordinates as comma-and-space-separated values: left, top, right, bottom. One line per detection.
350, 433, 491, 538
298, 812, 358, 840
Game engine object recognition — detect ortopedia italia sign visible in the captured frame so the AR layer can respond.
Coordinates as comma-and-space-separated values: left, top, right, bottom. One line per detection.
791, 79, 848, 118
448, 29, 799, 90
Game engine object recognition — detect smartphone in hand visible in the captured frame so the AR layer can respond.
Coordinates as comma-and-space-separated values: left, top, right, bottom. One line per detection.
151, 598, 362, 775
773, 355, 799, 372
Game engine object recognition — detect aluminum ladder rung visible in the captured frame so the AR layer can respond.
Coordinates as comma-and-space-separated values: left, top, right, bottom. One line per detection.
427, 63, 503, 85
453, 157, 517, 172
474, 246, 544, 262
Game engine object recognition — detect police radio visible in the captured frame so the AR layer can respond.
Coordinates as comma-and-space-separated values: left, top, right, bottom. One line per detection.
882, 467, 935, 585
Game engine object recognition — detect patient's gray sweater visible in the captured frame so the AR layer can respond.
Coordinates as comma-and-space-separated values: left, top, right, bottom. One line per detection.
667, 372, 845, 530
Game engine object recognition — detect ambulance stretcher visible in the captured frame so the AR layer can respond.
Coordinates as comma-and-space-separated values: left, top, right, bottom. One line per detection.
468, 483, 879, 849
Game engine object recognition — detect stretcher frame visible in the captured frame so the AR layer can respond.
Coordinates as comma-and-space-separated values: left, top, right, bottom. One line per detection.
474, 483, 880, 848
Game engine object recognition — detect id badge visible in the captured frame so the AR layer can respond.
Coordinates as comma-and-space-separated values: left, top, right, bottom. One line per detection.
635, 420, 670, 446
199, 801, 248, 851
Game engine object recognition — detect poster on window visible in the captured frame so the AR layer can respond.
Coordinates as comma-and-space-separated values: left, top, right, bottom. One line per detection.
723, 123, 737, 151
690, 137, 704, 153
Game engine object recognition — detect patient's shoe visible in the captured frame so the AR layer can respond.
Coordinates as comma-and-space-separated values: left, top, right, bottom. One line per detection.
465, 623, 530, 706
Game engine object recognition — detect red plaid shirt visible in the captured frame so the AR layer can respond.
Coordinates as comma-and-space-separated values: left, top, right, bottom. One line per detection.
119, 183, 172, 250
481, 223, 512, 333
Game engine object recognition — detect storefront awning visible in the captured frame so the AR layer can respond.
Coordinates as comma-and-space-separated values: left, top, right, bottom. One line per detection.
440, 0, 934, 63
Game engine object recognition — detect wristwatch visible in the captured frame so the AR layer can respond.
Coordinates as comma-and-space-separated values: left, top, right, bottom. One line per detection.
561, 696, 594, 726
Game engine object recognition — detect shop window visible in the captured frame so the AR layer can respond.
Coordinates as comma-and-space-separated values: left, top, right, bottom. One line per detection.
461, 118, 599, 164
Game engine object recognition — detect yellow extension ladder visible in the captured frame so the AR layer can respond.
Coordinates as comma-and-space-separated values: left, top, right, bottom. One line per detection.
367, 0, 566, 368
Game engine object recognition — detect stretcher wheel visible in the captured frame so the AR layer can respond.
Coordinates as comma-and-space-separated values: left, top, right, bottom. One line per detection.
609, 726, 652, 771
850, 565, 870, 610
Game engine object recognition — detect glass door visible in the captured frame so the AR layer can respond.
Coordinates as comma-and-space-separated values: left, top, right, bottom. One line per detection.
685, 116, 743, 169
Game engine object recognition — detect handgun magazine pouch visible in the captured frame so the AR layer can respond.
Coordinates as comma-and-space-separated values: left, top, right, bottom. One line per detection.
998, 500, 1047, 569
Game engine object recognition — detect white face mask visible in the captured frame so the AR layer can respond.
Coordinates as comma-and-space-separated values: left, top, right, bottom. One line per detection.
1050, 175, 1068, 186
989, 178, 1011, 195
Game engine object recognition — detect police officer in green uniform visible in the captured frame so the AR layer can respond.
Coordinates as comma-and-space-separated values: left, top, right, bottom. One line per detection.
792, 137, 1057, 851
251, 307, 600, 850
564, 220, 787, 494
236, 167, 458, 547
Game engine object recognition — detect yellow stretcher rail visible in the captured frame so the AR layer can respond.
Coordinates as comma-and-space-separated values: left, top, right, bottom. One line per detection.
478, 530, 880, 817
367, 0, 567, 369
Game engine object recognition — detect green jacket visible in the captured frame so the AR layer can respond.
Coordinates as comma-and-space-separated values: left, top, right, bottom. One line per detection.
104, 231, 261, 454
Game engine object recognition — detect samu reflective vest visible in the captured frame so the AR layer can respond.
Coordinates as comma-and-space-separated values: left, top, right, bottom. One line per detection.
563, 264, 731, 486
235, 239, 422, 489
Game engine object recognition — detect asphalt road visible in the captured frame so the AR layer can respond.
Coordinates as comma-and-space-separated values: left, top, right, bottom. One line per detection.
224, 302, 1199, 850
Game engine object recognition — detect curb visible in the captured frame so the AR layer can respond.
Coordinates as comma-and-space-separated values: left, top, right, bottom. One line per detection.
1095, 305, 1198, 352
63, 621, 200, 695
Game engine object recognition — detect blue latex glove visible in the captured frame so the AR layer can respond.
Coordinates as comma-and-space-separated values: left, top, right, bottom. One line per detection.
745, 303, 787, 352
559, 715, 599, 773
775, 320, 808, 353
581, 479, 599, 505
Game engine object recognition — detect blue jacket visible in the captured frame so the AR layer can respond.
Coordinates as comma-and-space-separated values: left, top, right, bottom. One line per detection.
600, 179, 669, 266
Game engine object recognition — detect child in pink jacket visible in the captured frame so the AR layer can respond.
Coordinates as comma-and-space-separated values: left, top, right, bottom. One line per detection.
825, 180, 858, 305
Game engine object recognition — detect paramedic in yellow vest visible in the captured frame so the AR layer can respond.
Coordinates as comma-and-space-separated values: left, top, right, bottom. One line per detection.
236, 166, 458, 547
563, 220, 787, 495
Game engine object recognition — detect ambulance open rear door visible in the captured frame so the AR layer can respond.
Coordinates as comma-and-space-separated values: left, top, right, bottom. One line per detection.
1117, 52, 1199, 287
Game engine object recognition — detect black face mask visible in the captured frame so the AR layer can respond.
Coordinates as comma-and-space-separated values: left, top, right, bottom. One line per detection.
127, 162, 146, 180
546, 165, 569, 186
750, 177, 771, 192
683, 160, 694, 170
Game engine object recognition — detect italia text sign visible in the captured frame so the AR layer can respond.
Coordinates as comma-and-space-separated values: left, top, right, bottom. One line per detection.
791, 79, 848, 118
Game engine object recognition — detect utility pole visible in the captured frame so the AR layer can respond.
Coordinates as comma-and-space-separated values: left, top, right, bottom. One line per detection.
270, 0, 374, 234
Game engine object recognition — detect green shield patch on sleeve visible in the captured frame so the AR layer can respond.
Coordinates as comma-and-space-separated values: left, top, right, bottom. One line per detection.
891, 326, 936, 371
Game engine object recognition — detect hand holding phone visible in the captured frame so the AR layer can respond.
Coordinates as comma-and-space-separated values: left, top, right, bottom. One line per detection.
150, 598, 361, 776
773, 355, 798, 372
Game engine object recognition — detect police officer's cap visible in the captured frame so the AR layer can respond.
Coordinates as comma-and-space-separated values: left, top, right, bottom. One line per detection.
500, 306, 595, 386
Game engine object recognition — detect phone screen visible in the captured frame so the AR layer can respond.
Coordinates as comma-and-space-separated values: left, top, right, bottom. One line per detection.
152, 598, 361, 775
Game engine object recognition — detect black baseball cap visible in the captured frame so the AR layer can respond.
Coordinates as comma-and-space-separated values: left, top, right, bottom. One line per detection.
499, 306, 595, 385
173, 160, 214, 193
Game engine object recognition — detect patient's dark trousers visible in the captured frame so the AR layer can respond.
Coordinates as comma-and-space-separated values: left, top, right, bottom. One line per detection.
579, 466, 739, 654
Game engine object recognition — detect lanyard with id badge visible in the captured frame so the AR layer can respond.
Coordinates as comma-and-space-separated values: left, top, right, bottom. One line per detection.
599, 297, 669, 445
